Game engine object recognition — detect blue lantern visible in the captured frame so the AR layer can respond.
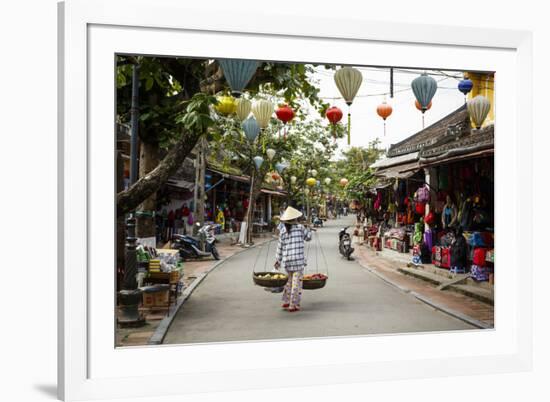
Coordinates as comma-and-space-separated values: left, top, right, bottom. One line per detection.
411, 73, 438, 113
218, 59, 259, 98
275, 162, 288, 174
458, 78, 473, 95
242, 117, 260, 142
253, 156, 264, 170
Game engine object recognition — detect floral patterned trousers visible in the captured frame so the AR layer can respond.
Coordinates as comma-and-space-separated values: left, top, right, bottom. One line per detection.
282, 270, 303, 308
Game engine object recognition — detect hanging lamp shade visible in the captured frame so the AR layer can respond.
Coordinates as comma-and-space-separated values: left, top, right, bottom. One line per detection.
310, 169, 318, 177
324, 177, 331, 185
217, 59, 259, 97
415, 99, 432, 111
458, 78, 474, 95
235, 98, 252, 121
467, 95, 491, 129
339, 178, 349, 187
266, 148, 276, 161
304, 188, 310, 196
326, 106, 343, 141
275, 104, 294, 124
215, 96, 237, 115
290, 176, 297, 184
376, 101, 393, 120
334, 67, 363, 145
411, 73, 438, 113
334, 67, 363, 105
306, 178, 316, 187
251, 100, 274, 129
253, 156, 264, 170
242, 117, 260, 142
377, 101, 393, 136
275, 162, 287, 174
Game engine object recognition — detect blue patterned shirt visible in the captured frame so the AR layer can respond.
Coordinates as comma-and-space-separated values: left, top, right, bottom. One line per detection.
275, 223, 312, 271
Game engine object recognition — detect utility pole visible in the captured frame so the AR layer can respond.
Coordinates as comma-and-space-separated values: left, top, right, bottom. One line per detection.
119, 63, 145, 328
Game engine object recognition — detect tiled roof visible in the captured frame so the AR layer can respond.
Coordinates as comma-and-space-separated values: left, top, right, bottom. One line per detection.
387, 104, 469, 157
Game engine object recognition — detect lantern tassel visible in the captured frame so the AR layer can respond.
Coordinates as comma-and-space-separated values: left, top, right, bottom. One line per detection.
422, 114, 425, 129
384, 120, 386, 136
347, 112, 351, 145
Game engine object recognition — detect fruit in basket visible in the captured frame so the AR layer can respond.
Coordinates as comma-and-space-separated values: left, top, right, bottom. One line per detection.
303, 273, 328, 280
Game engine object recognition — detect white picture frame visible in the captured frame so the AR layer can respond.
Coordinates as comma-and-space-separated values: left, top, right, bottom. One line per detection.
58, 0, 533, 400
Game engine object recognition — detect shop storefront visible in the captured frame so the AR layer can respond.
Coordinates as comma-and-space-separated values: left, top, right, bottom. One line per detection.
367, 104, 495, 283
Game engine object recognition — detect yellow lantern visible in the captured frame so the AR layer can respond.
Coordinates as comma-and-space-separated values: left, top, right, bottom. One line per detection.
306, 178, 316, 187
216, 96, 237, 115
235, 98, 251, 121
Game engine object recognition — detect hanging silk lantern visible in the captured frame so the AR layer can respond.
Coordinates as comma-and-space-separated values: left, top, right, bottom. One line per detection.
310, 169, 318, 177
334, 67, 363, 145
316, 180, 321, 187
324, 177, 331, 185
326, 106, 343, 141
275, 104, 294, 140
339, 178, 349, 187
252, 99, 274, 129
290, 176, 297, 185
376, 101, 393, 136
415, 99, 432, 111
467, 95, 491, 129
215, 96, 237, 115
304, 188, 310, 196
266, 148, 276, 161
458, 78, 473, 96
275, 162, 287, 174
306, 178, 316, 187
235, 98, 252, 121
253, 156, 264, 170
411, 73, 438, 112
217, 59, 259, 97
242, 117, 260, 142
271, 172, 281, 181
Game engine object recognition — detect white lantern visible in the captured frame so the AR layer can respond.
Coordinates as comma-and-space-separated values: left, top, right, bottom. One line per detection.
304, 188, 310, 196
290, 176, 297, 184
324, 177, 331, 185
266, 148, 276, 161
310, 169, 318, 177
252, 99, 274, 129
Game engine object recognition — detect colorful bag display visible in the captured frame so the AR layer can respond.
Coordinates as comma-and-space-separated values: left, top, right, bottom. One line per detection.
415, 185, 430, 203
432, 246, 451, 269
473, 247, 488, 266
415, 202, 426, 216
470, 265, 491, 281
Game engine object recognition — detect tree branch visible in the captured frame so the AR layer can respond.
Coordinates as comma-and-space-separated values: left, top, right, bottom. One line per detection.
117, 129, 202, 216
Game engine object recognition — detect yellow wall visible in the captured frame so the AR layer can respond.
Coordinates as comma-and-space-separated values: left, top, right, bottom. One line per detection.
465, 72, 495, 127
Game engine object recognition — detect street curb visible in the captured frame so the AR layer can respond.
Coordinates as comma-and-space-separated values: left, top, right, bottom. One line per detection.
357, 258, 492, 330
148, 237, 275, 345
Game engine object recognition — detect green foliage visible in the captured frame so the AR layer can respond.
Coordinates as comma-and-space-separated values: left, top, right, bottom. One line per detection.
176, 93, 218, 135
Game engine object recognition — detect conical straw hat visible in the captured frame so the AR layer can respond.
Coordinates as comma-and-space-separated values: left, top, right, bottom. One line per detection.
280, 206, 303, 222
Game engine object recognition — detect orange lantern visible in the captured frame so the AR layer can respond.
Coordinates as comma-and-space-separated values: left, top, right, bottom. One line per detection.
376, 101, 393, 136
340, 178, 349, 187
415, 99, 432, 111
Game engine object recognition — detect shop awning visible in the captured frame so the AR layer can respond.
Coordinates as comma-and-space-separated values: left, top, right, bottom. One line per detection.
261, 188, 287, 197
207, 167, 250, 183
371, 152, 419, 169
166, 178, 195, 191
374, 161, 420, 179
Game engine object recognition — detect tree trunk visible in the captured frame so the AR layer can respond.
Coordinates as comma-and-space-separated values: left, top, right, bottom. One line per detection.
117, 129, 202, 217
136, 141, 159, 238
244, 170, 263, 244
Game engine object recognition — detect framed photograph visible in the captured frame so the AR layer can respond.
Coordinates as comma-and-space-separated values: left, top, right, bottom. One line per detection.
58, 0, 533, 400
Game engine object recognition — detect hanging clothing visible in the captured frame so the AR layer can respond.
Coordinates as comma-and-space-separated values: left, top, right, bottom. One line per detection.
282, 271, 303, 309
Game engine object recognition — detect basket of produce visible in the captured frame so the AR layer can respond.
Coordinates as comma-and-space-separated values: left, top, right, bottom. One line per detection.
302, 273, 328, 290
253, 272, 289, 288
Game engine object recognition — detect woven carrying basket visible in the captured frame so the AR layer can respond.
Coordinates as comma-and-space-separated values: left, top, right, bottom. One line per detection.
302, 277, 327, 290
252, 272, 289, 288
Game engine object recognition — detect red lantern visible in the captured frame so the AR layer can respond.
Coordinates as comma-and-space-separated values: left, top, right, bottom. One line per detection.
376, 101, 393, 136
415, 99, 432, 111
326, 106, 343, 141
275, 104, 294, 139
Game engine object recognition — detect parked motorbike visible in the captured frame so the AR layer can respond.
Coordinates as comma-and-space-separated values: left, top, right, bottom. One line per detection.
172, 223, 220, 260
339, 226, 354, 260
312, 214, 323, 228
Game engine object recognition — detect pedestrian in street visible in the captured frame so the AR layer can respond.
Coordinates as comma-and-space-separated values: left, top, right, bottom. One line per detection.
274, 206, 312, 312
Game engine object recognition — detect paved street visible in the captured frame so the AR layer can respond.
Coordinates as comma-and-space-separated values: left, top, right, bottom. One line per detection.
163, 216, 473, 345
